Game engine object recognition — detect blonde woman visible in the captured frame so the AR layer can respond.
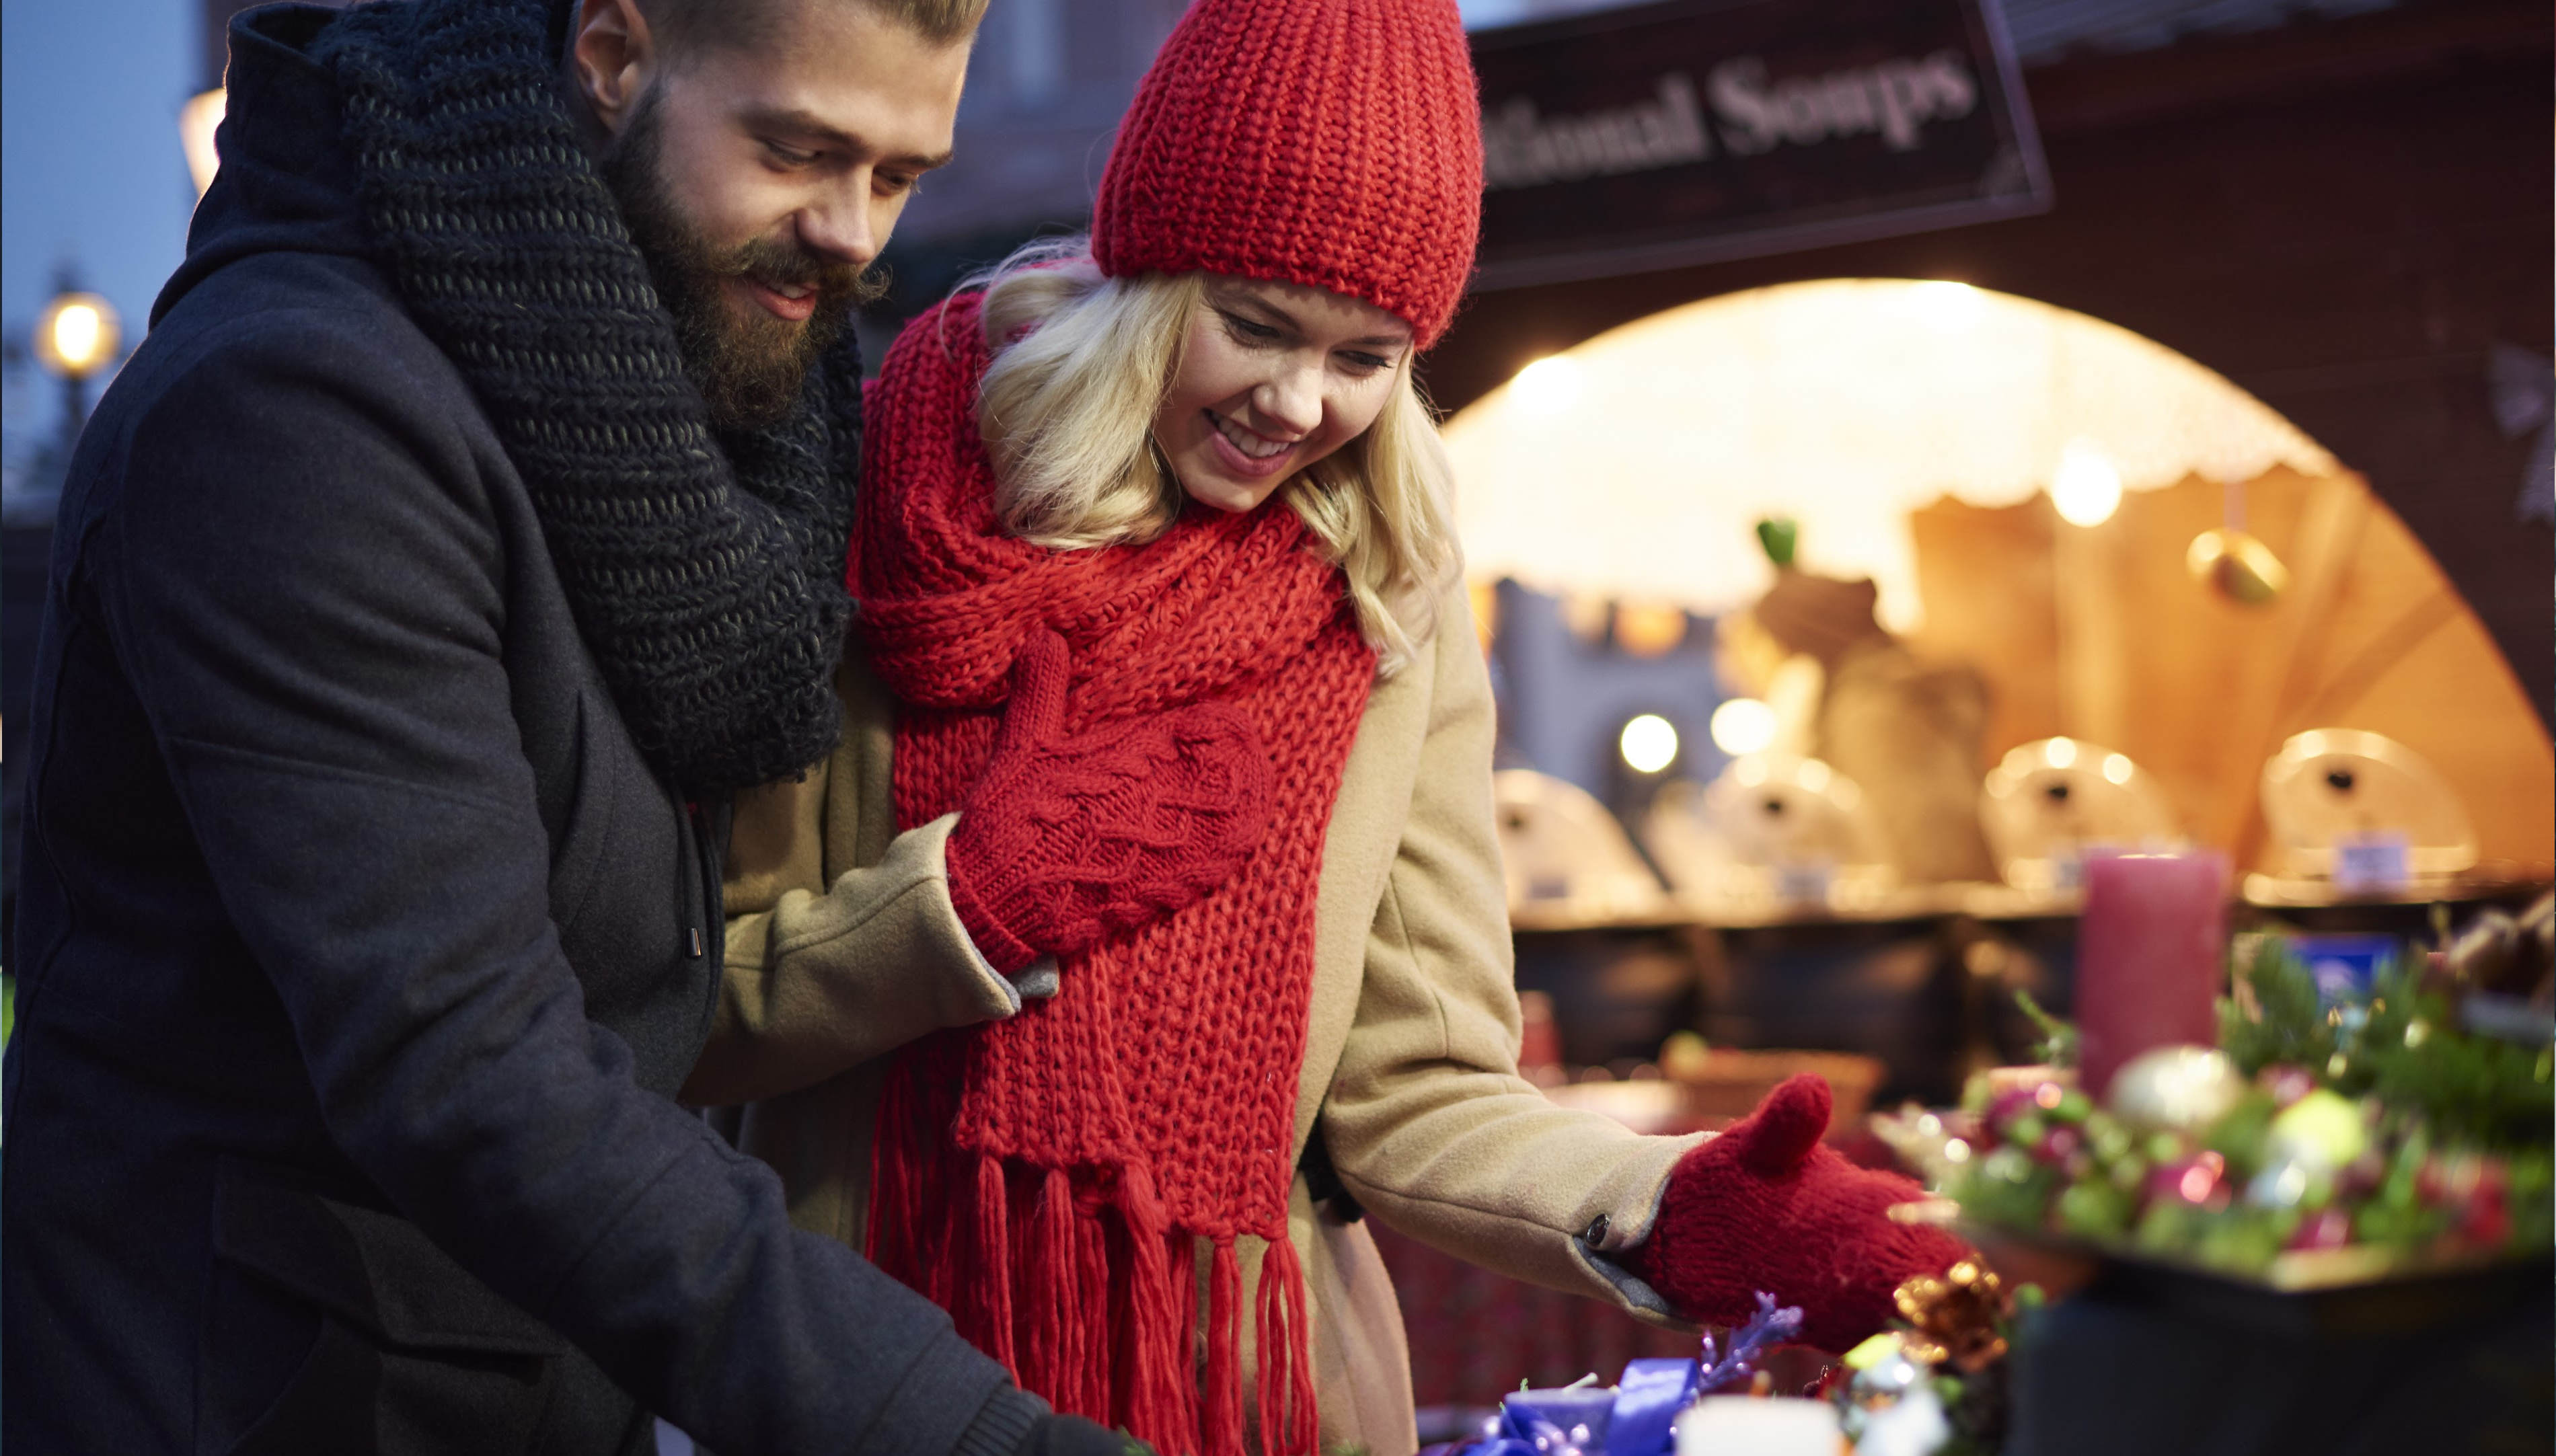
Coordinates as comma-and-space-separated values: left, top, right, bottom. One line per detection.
685, 1, 1963, 1452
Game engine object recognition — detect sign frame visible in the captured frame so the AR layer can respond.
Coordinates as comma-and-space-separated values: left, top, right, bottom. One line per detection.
1467, 0, 2051, 290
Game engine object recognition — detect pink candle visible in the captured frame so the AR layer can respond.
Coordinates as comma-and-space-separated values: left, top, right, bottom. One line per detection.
2076, 851, 2230, 1100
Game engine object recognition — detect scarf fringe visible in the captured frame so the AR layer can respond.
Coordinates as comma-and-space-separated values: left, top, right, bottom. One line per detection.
1202, 1237, 1246, 1456
874, 1140, 1318, 1455
1254, 1235, 1318, 1456
1168, 1223, 1205, 1451
967, 1151, 1018, 1371
1118, 1166, 1195, 1447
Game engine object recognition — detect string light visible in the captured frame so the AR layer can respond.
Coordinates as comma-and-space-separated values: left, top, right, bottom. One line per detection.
2052, 439, 2123, 527
1709, 697, 1777, 756
1620, 714, 1678, 773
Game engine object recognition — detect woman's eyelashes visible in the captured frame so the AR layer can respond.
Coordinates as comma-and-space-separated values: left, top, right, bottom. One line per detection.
1217, 309, 1284, 346
1215, 309, 1395, 375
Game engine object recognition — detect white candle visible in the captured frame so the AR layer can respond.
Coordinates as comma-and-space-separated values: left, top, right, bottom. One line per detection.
1673, 1396, 1842, 1455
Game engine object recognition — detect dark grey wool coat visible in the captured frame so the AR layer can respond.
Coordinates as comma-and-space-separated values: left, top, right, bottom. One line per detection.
1, 8, 1037, 1455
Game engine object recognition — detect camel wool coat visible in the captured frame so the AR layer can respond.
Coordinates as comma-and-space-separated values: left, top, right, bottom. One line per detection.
685, 596, 1702, 1455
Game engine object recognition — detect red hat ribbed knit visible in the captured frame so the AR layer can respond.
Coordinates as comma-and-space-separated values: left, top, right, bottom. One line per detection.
1092, 0, 1483, 348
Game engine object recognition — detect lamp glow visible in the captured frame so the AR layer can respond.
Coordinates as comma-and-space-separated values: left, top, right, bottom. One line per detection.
1510, 354, 1584, 413
2045, 736, 2078, 770
182, 89, 227, 197
33, 293, 120, 379
2052, 439, 2123, 527
1709, 697, 1777, 755
1912, 280, 1985, 331
2102, 753, 2134, 786
1620, 714, 1678, 773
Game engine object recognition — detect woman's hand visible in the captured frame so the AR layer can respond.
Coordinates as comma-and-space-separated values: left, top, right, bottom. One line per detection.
946, 629, 1274, 974
1628, 1073, 1969, 1353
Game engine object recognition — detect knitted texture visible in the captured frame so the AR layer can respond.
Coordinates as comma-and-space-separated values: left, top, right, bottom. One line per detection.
857, 295, 1375, 1456
312, 0, 854, 794
1091, 0, 1482, 348
944, 628, 1275, 976
1630, 1075, 1969, 1354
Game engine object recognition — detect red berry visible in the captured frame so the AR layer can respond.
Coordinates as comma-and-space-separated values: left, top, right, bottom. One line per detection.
2257, 1065, 2318, 1109
2288, 1206, 2354, 1251
2151, 1153, 2228, 1208
2033, 1125, 2084, 1167
1986, 1086, 2041, 1133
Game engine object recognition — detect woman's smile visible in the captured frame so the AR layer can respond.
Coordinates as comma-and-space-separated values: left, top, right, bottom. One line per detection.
1204, 407, 1302, 477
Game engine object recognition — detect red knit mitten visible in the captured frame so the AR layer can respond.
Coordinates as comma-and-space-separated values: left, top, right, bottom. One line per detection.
1627, 1074, 1968, 1353
945, 629, 1274, 974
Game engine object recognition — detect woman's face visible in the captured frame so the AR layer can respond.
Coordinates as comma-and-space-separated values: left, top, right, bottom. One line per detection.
1151, 274, 1415, 514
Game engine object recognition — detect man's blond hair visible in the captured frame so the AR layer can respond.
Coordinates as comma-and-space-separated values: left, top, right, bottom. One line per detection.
644, 0, 988, 52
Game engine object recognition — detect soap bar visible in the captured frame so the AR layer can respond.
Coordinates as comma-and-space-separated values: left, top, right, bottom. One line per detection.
1672, 1396, 1841, 1456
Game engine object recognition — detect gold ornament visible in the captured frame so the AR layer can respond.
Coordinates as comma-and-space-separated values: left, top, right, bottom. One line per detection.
1891, 1260, 2010, 1374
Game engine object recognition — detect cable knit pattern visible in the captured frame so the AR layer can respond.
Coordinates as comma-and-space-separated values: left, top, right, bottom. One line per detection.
1630, 1075, 1969, 1355
944, 629, 1275, 976
858, 295, 1373, 1456
311, 0, 854, 793
1092, 0, 1482, 348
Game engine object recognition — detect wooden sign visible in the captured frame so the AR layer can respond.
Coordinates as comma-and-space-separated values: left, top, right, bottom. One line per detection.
1470, 0, 2049, 288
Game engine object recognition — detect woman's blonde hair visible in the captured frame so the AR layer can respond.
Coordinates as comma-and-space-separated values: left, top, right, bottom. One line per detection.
967, 237, 1462, 676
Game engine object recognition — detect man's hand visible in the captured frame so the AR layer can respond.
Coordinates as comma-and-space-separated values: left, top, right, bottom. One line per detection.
1628, 1074, 1969, 1353
946, 629, 1274, 974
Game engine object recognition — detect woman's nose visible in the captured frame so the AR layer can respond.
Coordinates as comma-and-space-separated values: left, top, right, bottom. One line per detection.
1256, 358, 1324, 436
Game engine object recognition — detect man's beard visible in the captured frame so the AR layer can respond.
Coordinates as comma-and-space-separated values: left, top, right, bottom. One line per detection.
599, 92, 886, 431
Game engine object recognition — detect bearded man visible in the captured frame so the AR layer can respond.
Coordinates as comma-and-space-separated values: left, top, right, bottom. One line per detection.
1, 2, 1133, 1453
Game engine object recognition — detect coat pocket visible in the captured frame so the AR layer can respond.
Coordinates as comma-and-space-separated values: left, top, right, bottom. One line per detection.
198, 1159, 570, 1456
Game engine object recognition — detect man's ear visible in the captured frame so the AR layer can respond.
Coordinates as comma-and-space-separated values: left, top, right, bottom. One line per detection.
570, 0, 657, 135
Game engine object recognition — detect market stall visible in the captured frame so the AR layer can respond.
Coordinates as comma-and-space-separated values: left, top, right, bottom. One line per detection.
1398, 276, 2553, 1452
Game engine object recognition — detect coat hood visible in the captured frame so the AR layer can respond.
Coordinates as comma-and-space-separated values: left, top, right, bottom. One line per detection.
155, 5, 395, 325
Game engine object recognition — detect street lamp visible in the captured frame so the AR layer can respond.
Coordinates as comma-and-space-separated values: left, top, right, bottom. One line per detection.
182, 89, 227, 197
32, 290, 122, 458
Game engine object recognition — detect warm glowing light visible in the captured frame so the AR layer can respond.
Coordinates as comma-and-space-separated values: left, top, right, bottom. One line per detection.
182, 88, 227, 197
1709, 697, 1777, 755
1797, 759, 1833, 794
1620, 714, 1679, 773
32, 292, 121, 379
2102, 753, 2134, 786
2052, 438, 2123, 527
52, 307, 101, 367
1612, 601, 1688, 657
1510, 354, 1585, 413
1911, 280, 1985, 331
2044, 736, 2078, 770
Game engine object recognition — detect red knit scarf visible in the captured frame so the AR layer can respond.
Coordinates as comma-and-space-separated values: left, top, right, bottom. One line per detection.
852, 295, 1374, 1456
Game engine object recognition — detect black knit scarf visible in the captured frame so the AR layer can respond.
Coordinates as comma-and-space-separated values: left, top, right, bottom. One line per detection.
311, 0, 852, 794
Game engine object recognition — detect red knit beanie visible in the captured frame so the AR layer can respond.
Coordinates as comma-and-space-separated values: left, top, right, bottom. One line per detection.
1092, 0, 1483, 348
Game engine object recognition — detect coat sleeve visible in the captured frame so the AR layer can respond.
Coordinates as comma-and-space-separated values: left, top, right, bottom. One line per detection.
102, 316, 1035, 1456
689, 807, 1029, 1107
1316, 598, 1705, 1324
685, 659, 1040, 1108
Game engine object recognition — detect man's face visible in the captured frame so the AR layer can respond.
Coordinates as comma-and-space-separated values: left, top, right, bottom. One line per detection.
581, 0, 969, 427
